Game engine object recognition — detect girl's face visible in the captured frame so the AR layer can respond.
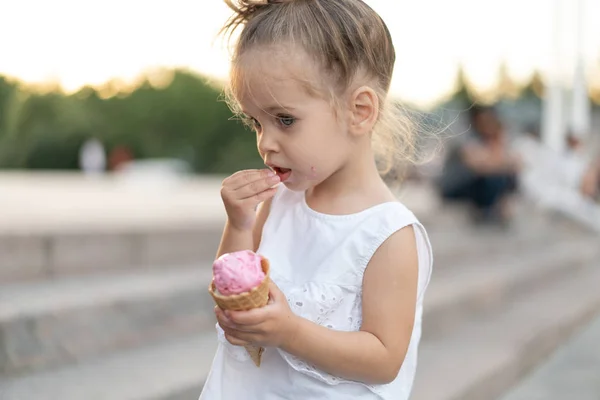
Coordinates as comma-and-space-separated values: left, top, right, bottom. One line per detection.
234, 51, 355, 192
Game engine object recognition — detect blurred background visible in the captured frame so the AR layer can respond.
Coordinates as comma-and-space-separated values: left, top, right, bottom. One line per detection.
0, 0, 599, 399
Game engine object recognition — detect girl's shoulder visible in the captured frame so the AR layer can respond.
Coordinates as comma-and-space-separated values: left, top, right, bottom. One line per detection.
262, 184, 432, 285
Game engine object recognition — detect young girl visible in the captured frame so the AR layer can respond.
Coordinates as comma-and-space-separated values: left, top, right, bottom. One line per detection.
200, 1, 433, 399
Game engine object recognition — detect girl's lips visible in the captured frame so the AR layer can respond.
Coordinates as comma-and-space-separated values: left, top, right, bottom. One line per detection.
273, 167, 292, 182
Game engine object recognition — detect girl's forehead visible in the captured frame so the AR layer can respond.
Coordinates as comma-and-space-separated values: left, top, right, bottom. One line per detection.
238, 71, 303, 105
239, 45, 314, 76
233, 48, 327, 106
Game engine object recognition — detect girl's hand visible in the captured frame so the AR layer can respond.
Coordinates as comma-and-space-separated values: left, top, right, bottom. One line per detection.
221, 169, 280, 231
215, 281, 299, 348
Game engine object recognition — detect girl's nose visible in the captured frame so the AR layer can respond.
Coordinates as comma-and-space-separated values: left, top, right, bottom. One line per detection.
257, 131, 279, 154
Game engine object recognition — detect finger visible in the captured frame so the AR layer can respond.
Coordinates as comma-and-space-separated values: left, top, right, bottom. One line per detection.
241, 185, 278, 209
267, 281, 286, 304
215, 307, 237, 330
224, 333, 251, 346
235, 174, 280, 200
217, 319, 231, 334
224, 169, 274, 191
217, 308, 260, 333
228, 307, 270, 327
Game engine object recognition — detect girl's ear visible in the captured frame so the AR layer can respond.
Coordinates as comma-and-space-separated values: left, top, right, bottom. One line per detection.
348, 86, 379, 137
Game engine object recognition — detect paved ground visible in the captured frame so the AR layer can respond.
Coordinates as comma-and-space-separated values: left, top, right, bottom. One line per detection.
500, 313, 600, 400
0, 172, 225, 233
2, 171, 598, 400
0, 171, 441, 234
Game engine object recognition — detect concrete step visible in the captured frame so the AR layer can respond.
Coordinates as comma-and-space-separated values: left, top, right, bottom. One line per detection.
0, 225, 222, 282
499, 313, 600, 400
412, 261, 600, 400
3, 172, 594, 282
4, 254, 598, 400
1, 206, 581, 283
430, 219, 588, 269
427, 196, 592, 267
0, 173, 224, 282
0, 333, 212, 400
0, 266, 215, 376
1, 235, 597, 398
1, 232, 594, 379
3, 171, 577, 282
423, 237, 599, 339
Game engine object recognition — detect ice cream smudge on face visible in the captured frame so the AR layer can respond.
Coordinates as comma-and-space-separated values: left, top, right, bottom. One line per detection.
212, 250, 265, 295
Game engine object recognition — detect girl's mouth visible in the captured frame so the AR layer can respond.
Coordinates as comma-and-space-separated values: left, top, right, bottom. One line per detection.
273, 167, 292, 182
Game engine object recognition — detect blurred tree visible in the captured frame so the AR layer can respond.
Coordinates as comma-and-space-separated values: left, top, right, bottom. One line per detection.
0, 65, 595, 173
497, 62, 520, 100
0, 70, 261, 172
0, 76, 19, 136
521, 70, 545, 99
450, 66, 476, 107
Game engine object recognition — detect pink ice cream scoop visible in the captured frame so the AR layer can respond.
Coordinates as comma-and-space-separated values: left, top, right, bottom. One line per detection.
212, 250, 266, 295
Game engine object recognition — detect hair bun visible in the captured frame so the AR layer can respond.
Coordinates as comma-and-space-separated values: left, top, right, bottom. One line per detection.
222, 0, 289, 38
225, 0, 288, 20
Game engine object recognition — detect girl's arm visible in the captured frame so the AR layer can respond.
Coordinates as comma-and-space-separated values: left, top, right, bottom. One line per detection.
280, 225, 419, 384
216, 196, 274, 257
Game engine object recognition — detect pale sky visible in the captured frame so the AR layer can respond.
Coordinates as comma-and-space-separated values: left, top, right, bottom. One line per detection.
1, 0, 599, 107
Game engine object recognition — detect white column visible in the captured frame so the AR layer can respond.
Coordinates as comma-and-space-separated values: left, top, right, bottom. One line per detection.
542, 86, 566, 152
570, 0, 591, 139
542, 0, 567, 153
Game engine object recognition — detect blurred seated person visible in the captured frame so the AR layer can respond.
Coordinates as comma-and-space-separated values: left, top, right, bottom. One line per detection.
580, 156, 600, 201
565, 133, 600, 202
438, 105, 521, 224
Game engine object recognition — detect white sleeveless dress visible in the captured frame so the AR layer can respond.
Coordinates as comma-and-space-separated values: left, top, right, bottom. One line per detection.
200, 184, 433, 400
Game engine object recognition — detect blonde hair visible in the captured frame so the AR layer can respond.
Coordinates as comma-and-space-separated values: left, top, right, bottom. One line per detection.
221, 0, 418, 176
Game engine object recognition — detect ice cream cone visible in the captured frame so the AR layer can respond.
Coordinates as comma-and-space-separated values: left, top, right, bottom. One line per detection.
209, 257, 270, 366
244, 343, 265, 367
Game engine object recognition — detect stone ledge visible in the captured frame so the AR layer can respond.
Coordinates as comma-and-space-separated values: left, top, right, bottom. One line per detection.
412, 262, 600, 400
500, 313, 600, 400
0, 267, 214, 376
0, 225, 222, 281
0, 333, 215, 400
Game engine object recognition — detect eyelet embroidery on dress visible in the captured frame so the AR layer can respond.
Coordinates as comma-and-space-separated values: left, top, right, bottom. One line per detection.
286, 284, 345, 326
270, 272, 390, 396
280, 351, 385, 395
350, 316, 363, 331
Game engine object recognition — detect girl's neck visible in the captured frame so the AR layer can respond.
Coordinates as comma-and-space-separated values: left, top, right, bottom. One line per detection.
305, 148, 395, 215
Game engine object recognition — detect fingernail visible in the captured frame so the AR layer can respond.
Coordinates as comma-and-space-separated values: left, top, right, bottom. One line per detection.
270, 175, 280, 183
266, 169, 275, 176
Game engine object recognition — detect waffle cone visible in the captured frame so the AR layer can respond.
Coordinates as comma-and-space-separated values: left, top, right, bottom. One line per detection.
209, 256, 270, 366
244, 343, 265, 367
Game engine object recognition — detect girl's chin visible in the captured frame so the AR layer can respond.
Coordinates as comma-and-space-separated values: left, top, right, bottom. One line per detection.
281, 180, 303, 191
281, 176, 311, 191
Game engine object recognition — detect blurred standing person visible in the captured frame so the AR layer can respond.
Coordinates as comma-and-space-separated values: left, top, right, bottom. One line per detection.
438, 105, 521, 225
79, 137, 106, 177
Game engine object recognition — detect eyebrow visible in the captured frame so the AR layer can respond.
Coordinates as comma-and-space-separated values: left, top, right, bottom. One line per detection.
264, 105, 296, 113
242, 105, 296, 117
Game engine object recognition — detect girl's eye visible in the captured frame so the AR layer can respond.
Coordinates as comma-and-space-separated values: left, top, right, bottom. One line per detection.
278, 116, 295, 127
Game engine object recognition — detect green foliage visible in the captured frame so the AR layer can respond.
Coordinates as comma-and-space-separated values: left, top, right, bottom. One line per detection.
0, 70, 261, 173
0, 68, 596, 172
